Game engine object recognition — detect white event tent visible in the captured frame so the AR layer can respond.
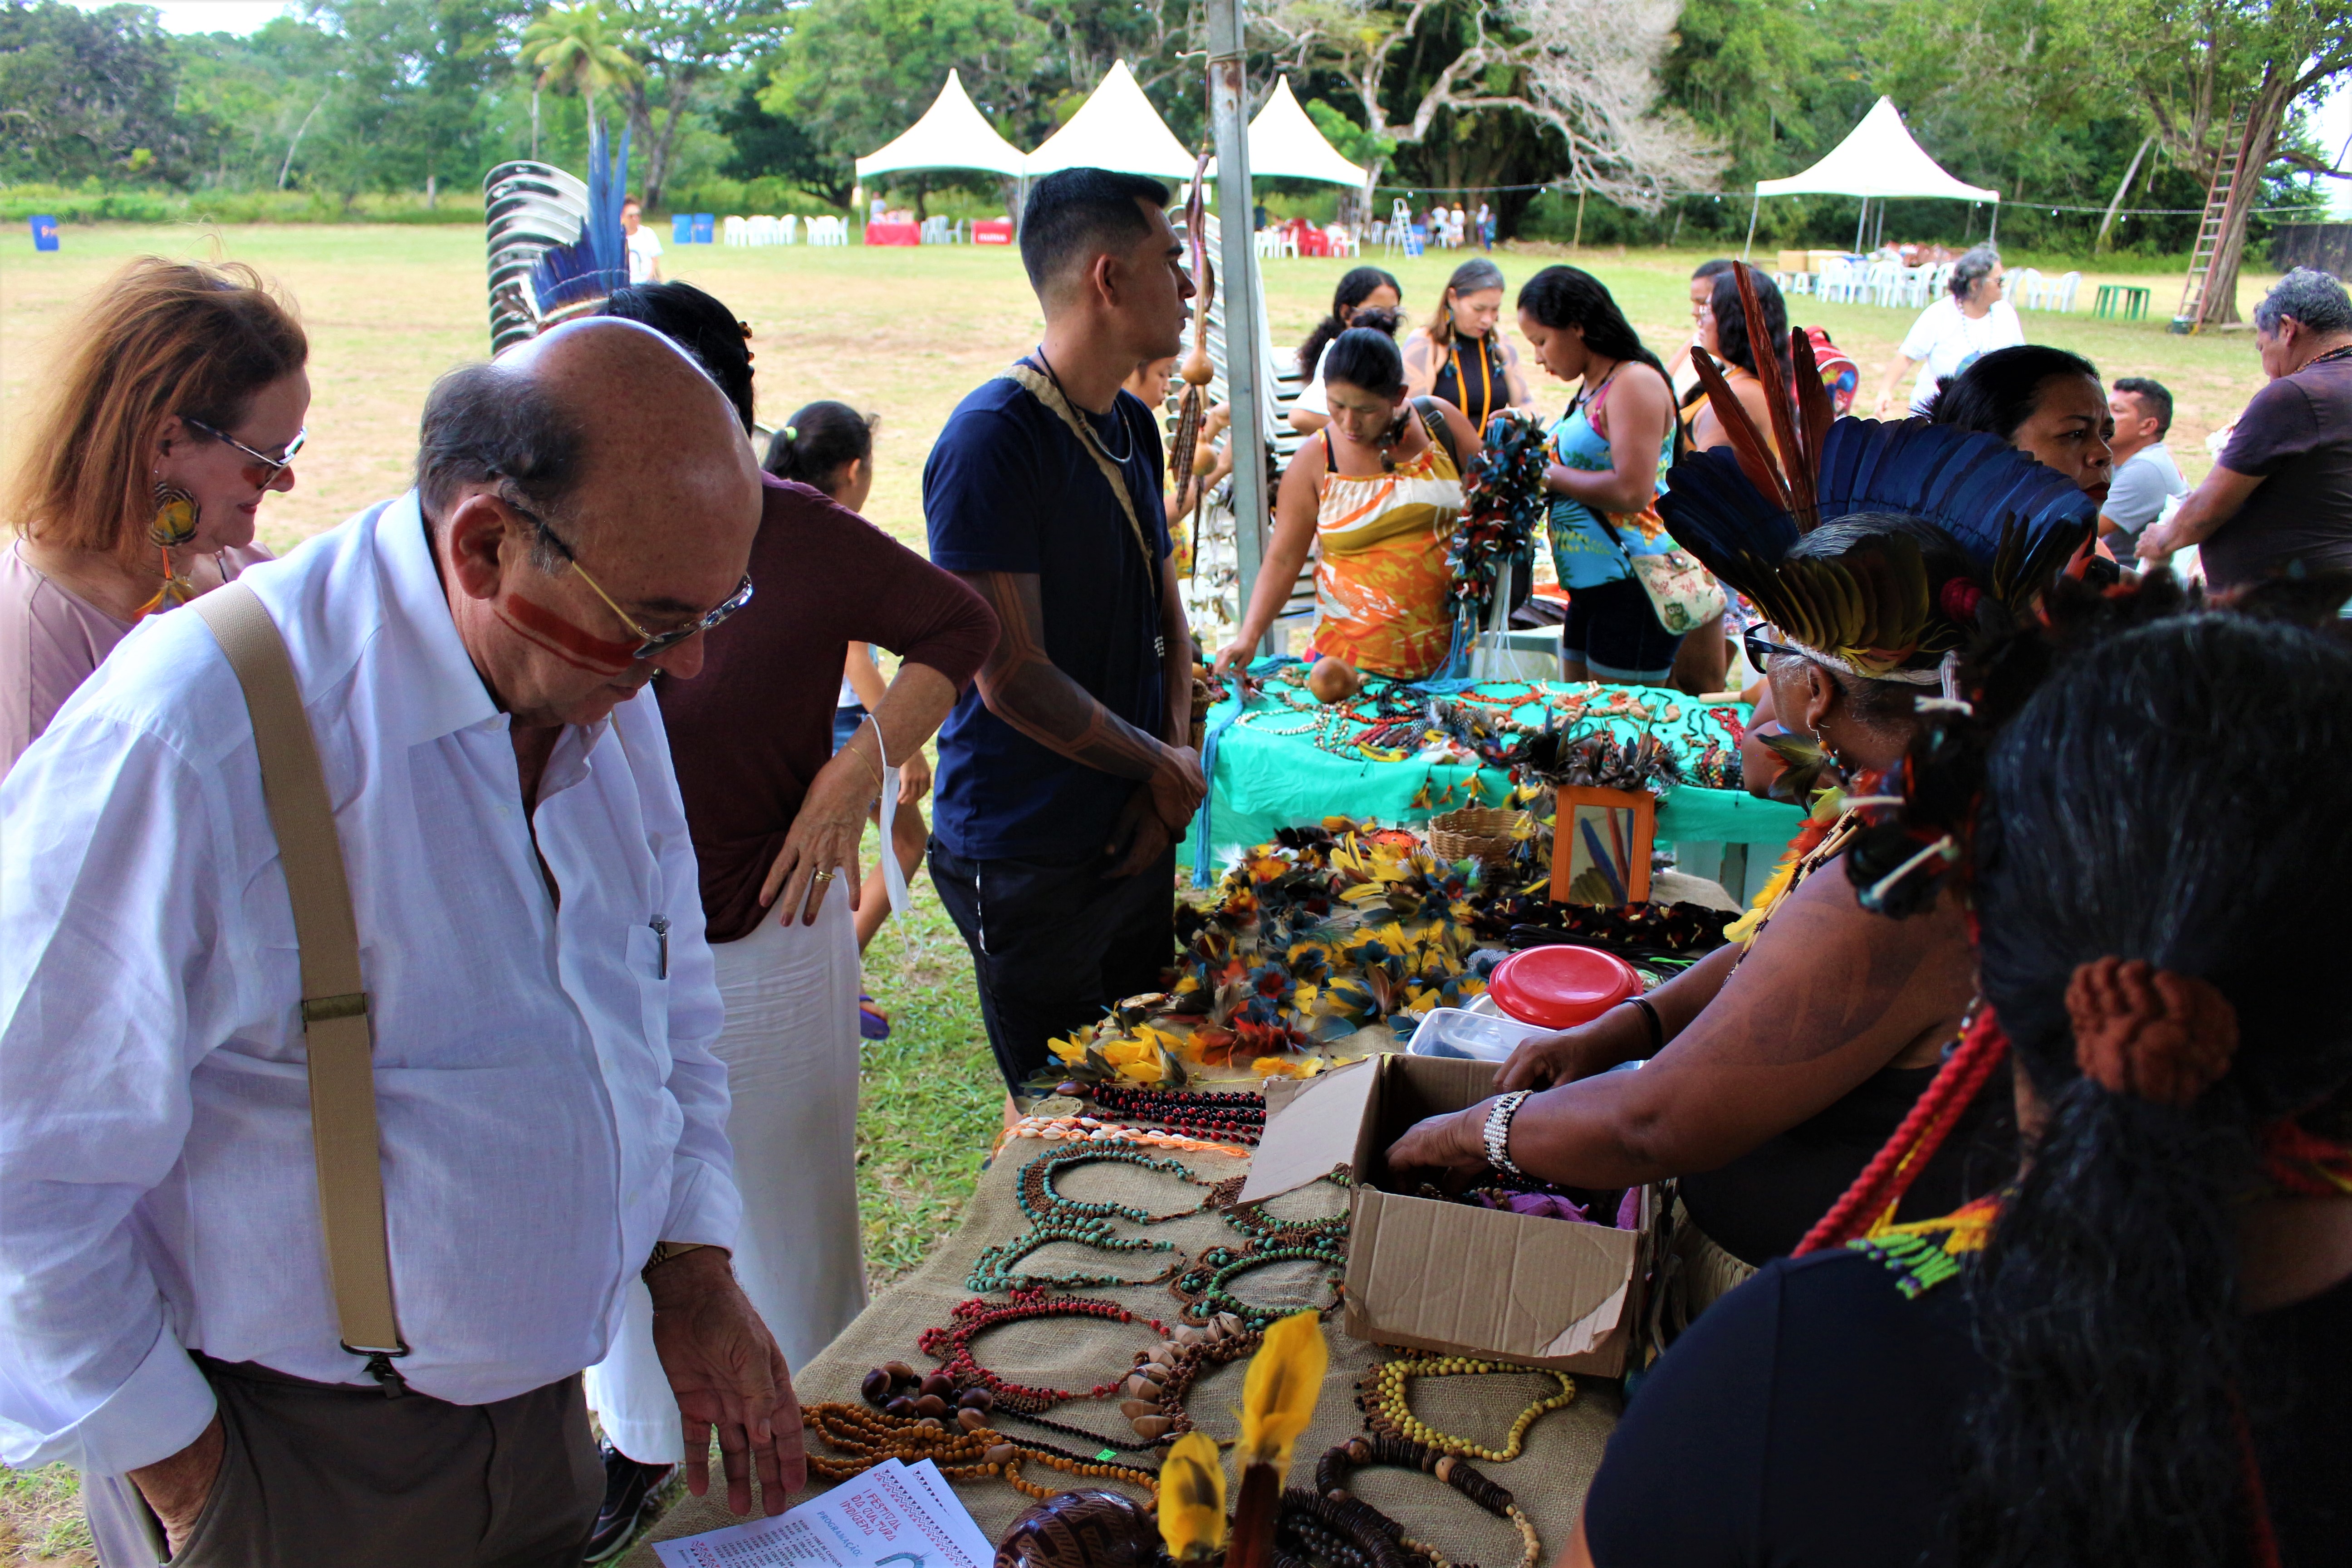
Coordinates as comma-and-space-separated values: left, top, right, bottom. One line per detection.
1742, 96, 2001, 255
853, 69, 1028, 182
1228, 76, 1365, 186
1025, 59, 1198, 180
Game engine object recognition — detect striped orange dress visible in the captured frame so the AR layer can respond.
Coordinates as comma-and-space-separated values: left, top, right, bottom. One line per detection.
1310, 423, 1466, 680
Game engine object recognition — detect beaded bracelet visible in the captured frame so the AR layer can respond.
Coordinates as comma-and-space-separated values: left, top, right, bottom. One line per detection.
1276, 1486, 1417, 1568
966, 1146, 1217, 1294
918, 1288, 1169, 1414
1170, 1239, 1346, 1329
1313, 1434, 1543, 1568
1087, 1083, 1267, 1147
1356, 1354, 1577, 1461
802, 1401, 1160, 1502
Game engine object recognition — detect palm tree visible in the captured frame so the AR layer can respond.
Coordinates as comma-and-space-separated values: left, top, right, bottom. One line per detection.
521, 2, 642, 158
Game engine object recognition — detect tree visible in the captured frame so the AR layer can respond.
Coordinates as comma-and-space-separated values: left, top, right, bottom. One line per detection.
0, 0, 210, 183
2097, 0, 2352, 323
604, 0, 786, 206
756, 0, 1044, 189
522, 0, 641, 154
1261, 0, 1720, 212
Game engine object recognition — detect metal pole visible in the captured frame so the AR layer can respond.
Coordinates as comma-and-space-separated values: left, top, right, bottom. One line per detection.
1740, 191, 1760, 260
1852, 196, 1867, 253
1206, 0, 1270, 651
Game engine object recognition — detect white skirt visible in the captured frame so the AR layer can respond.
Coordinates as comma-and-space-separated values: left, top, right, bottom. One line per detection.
586, 894, 869, 1463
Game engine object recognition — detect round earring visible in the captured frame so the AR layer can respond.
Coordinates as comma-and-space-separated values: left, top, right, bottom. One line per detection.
150, 477, 199, 549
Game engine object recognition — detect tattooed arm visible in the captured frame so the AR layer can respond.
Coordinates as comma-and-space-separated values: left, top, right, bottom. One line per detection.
952, 569, 1205, 835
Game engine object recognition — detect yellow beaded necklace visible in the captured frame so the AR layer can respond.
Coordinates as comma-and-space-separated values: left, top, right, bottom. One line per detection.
1355, 1354, 1577, 1462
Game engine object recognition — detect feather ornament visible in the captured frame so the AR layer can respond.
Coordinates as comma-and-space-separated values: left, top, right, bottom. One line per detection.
1227, 1311, 1329, 1568
1157, 1432, 1227, 1564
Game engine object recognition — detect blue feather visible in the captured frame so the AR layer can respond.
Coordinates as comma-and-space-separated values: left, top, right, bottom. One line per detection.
529, 114, 632, 317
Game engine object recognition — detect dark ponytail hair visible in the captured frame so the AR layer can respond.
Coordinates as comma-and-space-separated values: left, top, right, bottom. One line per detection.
1516, 265, 1668, 383
1925, 343, 2099, 440
1706, 264, 1791, 380
602, 281, 755, 434
1299, 266, 1401, 380
764, 400, 876, 496
1319, 324, 1407, 402
1955, 612, 2352, 1567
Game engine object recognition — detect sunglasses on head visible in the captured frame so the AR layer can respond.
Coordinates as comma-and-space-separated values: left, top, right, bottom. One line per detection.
184, 417, 305, 488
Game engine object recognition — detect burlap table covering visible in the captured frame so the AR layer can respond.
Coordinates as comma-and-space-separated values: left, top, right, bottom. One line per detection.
626, 1141, 1620, 1567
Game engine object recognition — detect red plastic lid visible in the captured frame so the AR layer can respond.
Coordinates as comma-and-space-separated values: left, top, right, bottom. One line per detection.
1487, 946, 1642, 1029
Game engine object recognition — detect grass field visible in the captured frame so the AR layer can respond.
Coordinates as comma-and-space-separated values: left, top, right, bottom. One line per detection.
0, 221, 2290, 1563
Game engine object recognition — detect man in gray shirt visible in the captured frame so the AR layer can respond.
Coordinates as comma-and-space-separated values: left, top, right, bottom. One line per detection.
2098, 376, 2187, 542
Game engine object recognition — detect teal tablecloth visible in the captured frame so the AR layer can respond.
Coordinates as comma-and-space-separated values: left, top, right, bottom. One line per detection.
1181, 674, 1803, 876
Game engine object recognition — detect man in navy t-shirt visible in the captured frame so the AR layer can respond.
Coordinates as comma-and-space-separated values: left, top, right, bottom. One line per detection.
922, 167, 1203, 1096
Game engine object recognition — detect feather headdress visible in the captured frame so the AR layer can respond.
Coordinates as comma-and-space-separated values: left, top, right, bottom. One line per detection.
1661, 268, 2096, 682
482, 115, 632, 353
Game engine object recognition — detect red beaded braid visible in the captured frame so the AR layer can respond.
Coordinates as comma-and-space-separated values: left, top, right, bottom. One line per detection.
1793, 1006, 2012, 1255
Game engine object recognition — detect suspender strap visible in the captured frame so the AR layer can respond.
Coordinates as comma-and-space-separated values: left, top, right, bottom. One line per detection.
1000, 363, 1161, 603
192, 584, 407, 1386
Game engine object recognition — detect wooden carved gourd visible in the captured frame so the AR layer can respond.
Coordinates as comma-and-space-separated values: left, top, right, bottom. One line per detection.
995, 1489, 1168, 1568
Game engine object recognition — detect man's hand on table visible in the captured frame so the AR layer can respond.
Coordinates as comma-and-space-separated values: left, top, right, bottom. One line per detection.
647, 1246, 807, 1514
128, 1410, 225, 1553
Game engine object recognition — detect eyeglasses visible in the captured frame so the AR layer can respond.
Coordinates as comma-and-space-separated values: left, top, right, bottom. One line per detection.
184, 417, 305, 488
495, 490, 754, 661
1744, 626, 1809, 671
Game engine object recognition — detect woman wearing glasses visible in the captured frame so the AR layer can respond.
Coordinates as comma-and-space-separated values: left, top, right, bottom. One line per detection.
1, 256, 307, 776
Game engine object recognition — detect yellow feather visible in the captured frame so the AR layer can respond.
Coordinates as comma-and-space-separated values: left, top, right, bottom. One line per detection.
1237, 1310, 1328, 1472
1158, 1431, 1227, 1562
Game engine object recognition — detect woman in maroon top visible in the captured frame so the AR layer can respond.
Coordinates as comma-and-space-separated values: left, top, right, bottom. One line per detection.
580, 284, 997, 1532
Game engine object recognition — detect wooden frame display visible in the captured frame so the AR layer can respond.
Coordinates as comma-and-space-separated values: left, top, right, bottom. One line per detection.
1549, 786, 1656, 906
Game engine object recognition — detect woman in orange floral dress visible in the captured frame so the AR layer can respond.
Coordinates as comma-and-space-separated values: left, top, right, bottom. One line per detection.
1213, 326, 1482, 681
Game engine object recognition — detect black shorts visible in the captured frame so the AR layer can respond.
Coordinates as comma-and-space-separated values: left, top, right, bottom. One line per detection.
1562, 576, 1684, 683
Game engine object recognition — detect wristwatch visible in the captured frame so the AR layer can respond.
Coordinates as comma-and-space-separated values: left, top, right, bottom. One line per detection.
1482, 1090, 1532, 1179
643, 1240, 718, 1279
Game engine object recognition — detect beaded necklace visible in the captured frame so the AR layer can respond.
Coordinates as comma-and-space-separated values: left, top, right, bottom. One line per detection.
1314, 1435, 1543, 1568
802, 1401, 1161, 1502
1170, 1238, 1347, 1329
1006, 1114, 1253, 1156
1088, 1083, 1267, 1146
918, 1288, 1171, 1414
1117, 1316, 1260, 1442
1355, 1354, 1577, 1461
967, 1146, 1218, 1294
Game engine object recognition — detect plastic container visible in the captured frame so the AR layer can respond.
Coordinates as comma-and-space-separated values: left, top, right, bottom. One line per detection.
1406, 1007, 1558, 1063
1486, 946, 1642, 1030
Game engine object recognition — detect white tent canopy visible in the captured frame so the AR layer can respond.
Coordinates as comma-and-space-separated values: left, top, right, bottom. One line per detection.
1754, 97, 1999, 202
1025, 59, 1198, 180
1234, 75, 1364, 186
854, 69, 1027, 180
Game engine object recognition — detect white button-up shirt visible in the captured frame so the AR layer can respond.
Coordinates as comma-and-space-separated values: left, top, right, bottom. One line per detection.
0, 493, 734, 1475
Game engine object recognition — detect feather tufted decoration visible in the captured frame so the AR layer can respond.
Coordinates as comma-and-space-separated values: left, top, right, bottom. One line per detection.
1661, 271, 2096, 678
481, 115, 632, 353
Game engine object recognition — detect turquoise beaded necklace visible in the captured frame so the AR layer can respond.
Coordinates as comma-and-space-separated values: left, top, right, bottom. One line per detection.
966, 1146, 1219, 1294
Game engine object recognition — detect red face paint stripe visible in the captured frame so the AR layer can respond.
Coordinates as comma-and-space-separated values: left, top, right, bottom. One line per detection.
496, 592, 637, 675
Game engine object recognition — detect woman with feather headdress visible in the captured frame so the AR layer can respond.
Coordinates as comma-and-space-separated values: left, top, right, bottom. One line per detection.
1387, 272, 2100, 1313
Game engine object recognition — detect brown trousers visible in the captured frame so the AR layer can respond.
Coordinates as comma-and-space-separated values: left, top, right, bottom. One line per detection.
116, 1356, 600, 1568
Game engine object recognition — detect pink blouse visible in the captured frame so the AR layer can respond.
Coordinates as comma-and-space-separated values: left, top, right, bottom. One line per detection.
1, 540, 272, 779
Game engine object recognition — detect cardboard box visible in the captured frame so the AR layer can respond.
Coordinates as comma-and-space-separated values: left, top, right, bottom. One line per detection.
1250, 1055, 1649, 1376
1775, 249, 1811, 277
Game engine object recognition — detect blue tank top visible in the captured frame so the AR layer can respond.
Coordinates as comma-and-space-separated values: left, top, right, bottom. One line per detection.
1544, 369, 1675, 591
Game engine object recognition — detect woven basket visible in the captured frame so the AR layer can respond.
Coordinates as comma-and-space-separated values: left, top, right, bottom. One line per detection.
1428, 805, 1529, 869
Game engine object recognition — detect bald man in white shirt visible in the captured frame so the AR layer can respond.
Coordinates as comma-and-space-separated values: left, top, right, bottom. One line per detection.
0, 320, 798, 1566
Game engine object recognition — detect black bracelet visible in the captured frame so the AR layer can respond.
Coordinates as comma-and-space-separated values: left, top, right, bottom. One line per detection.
1626, 995, 1664, 1054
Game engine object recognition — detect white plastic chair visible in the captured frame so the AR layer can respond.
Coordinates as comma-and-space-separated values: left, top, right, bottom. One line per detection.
811, 215, 848, 247
1864, 261, 1901, 307
920, 215, 951, 245
1327, 224, 1358, 258
722, 215, 750, 247
776, 214, 799, 245
2011, 267, 2045, 310
2047, 271, 2082, 313
746, 215, 775, 247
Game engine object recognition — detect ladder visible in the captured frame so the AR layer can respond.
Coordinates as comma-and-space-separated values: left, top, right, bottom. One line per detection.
2172, 106, 2248, 334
